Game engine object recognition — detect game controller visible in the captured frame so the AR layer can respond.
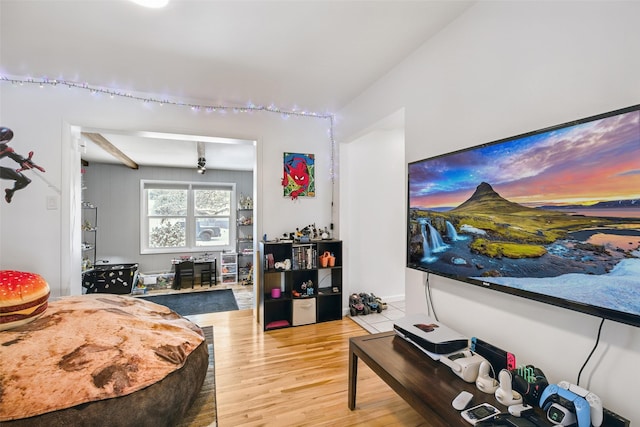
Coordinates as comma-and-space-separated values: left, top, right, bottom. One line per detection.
495, 369, 523, 406
506, 352, 516, 371
557, 381, 603, 427
511, 365, 549, 406
539, 384, 590, 427
476, 360, 499, 394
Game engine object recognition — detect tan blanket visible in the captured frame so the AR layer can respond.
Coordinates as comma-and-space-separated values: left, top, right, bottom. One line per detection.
0, 294, 204, 421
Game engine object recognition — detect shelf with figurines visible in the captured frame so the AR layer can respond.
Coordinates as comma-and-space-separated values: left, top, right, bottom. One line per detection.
260, 225, 341, 330
274, 223, 333, 244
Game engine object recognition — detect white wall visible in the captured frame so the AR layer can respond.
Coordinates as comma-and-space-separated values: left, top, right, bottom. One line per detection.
340, 124, 406, 303
337, 1, 640, 422
0, 83, 335, 299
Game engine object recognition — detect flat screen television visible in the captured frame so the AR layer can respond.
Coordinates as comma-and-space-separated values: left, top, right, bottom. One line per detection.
407, 104, 640, 327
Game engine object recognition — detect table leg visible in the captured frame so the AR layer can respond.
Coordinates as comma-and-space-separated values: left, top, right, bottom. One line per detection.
348, 343, 358, 410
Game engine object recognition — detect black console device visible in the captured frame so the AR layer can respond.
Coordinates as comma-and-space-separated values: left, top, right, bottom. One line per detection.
603, 407, 631, 427
475, 413, 551, 427
511, 365, 549, 406
471, 337, 516, 378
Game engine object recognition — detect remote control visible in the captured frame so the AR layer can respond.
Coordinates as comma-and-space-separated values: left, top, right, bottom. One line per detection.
452, 390, 474, 410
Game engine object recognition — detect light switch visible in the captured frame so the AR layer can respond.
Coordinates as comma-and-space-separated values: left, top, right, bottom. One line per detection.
46, 195, 58, 210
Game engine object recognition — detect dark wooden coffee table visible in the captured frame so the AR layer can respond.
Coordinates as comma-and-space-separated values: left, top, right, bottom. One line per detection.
349, 331, 495, 426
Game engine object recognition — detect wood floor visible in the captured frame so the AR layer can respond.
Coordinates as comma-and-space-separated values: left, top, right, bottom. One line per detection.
186, 310, 433, 427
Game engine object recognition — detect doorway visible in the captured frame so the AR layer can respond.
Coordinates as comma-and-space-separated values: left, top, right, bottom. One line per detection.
65, 125, 258, 312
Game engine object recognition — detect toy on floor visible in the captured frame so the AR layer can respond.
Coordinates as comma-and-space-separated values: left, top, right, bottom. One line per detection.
349, 293, 370, 316
371, 293, 387, 310
359, 292, 383, 313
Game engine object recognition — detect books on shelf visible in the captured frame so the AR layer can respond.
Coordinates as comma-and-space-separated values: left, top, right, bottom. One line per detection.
292, 244, 316, 270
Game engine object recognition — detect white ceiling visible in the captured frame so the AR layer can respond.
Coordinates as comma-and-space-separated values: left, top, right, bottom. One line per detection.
1, 0, 473, 169
79, 130, 257, 171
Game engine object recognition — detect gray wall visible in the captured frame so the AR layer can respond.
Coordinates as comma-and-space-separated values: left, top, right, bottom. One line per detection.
83, 163, 253, 274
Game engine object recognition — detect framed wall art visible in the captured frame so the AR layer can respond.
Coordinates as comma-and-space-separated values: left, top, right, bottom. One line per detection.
282, 152, 315, 200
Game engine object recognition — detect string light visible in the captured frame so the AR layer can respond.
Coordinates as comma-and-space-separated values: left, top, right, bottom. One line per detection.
0, 75, 334, 121
1, 74, 338, 223
1, 74, 338, 175
0, 76, 337, 166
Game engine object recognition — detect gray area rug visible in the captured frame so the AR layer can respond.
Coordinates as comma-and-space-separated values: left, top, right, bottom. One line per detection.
178, 325, 216, 427
141, 289, 238, 316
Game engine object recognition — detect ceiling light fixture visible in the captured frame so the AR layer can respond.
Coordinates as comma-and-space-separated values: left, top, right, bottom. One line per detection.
130, 0, 169, 9
196, 141, 206, 174
197, 157, 206, 174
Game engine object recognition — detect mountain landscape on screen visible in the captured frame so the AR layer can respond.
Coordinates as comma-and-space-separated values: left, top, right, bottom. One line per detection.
409, 181, 639, 275
408, 180, 640, 316
407, 104, 640, 324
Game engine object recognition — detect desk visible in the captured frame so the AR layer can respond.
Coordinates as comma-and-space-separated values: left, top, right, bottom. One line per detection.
173, 259, 217, 289
349, 331, 498, 427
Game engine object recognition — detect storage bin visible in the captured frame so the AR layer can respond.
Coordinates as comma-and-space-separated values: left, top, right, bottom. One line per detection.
138, 272, 175, 290
83, 263, 139, 294
292, 298, 316, 326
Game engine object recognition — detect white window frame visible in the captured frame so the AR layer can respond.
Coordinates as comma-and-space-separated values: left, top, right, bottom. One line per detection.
140, 179, 236, 254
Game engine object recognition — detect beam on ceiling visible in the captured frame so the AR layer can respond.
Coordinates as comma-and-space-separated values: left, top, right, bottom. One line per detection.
82, 132, 139, 170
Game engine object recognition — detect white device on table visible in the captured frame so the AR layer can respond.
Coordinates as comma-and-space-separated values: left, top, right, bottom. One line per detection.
440, 350, 486, 383
495, 369, 523, 406
476, 360, 499, 394
461, 403, 500, 425
508, 403, 533, 417
393, 314, 469, 357
452, 390, 474, 410
557, 381, 603, 427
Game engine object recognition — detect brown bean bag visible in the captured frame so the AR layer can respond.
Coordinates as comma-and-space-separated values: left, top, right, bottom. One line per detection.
0, 295, 208, 427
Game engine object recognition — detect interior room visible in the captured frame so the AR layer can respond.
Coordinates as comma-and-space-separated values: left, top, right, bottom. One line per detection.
1, 1, 639, 426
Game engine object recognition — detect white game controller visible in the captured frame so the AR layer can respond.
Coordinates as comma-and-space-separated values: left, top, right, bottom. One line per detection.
475, 360, 499, 394
557, 381, 603, 427
495, 369, 523, 406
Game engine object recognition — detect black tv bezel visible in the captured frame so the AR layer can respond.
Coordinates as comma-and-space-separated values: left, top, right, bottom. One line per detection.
406, 104, 640, 328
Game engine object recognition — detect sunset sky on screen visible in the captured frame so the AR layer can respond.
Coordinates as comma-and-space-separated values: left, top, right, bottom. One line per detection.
409, 109, 640, 209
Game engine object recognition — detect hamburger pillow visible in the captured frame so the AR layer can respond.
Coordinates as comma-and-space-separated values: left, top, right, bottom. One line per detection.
0, 270, 50, 331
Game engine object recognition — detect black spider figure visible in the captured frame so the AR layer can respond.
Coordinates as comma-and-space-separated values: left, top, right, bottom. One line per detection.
0, 127, 45, 203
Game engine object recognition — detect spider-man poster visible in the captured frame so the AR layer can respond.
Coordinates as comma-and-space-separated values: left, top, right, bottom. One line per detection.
282, 152, 315, 199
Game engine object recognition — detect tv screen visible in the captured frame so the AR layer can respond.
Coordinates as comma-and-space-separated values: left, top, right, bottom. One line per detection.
407, 104, 640, 327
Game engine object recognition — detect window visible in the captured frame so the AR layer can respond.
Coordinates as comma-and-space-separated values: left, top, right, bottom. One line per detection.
141, 180, 235, 254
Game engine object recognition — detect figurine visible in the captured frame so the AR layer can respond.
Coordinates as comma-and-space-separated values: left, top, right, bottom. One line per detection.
1, 127, 45, 203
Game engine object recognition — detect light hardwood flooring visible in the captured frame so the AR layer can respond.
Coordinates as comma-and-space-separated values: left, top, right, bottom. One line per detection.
185, 310, 433, 427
